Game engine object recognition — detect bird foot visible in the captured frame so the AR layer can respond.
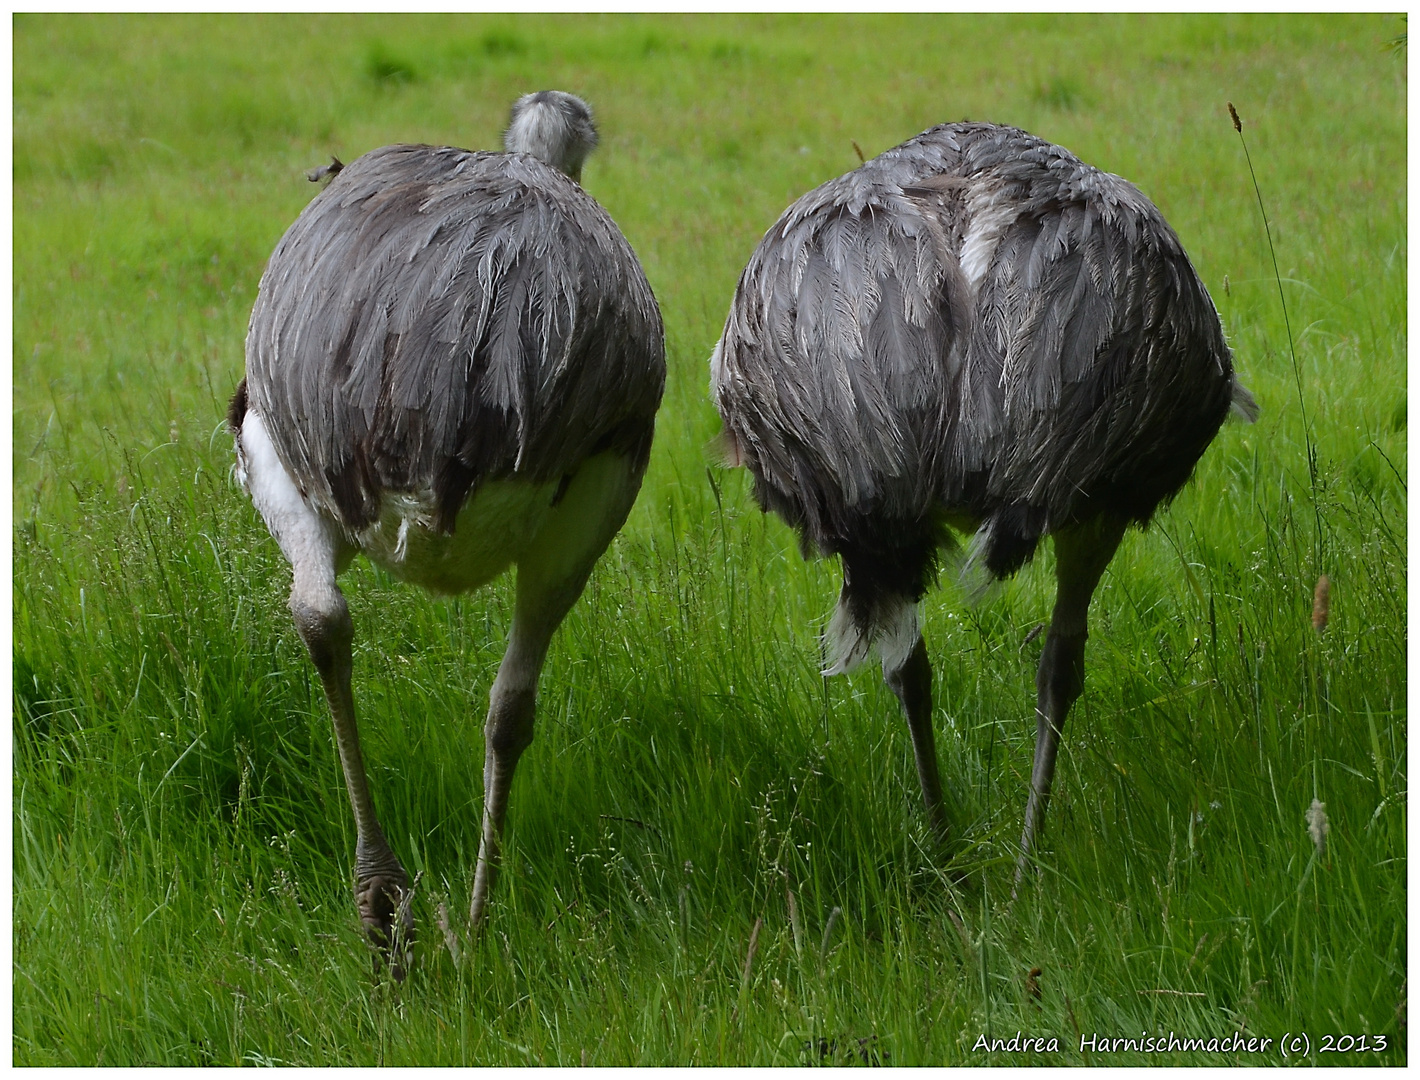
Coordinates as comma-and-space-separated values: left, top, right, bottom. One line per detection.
356, 870, 415, 982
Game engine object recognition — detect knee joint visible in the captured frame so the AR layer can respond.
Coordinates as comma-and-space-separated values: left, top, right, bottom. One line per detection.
290, 589, 352, 673
884, 638, 932, 712
1037, 630, 1087, 705
485, 686, 536, 759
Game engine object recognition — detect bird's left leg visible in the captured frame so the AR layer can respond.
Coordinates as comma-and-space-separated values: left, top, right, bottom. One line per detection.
884, 635, 949, 844
469, 453, 645, 932
1015, 513, 1127, 887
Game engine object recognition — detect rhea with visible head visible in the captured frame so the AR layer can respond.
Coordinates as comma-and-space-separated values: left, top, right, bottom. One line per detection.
230, 91, 664, 975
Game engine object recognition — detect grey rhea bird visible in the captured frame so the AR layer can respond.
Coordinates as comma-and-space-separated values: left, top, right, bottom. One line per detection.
711, 121, 1257, 879
229, 90, 665, 973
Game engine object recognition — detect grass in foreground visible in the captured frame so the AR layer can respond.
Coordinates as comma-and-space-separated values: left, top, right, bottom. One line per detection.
14, 12, 1406, 1065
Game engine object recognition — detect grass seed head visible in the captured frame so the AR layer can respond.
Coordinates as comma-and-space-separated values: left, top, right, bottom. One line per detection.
1228, 101, 1242, 132
821, 905, 842, 960
1312, 575, 1331, 633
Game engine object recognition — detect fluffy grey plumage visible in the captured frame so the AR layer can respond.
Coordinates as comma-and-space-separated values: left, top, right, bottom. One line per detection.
244, 142, 664, 536
712, 120, 1254, 868
230, 93, 664, 971
714, 121, 1247, 590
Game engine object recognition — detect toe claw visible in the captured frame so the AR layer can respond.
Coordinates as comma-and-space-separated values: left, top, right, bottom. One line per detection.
357, 873, 415, 981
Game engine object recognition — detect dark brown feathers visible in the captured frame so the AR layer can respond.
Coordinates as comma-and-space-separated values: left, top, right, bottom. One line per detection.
226, 377, 248, 435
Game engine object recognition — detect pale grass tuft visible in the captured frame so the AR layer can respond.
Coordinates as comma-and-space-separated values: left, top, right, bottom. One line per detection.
1306, 798, 1329, 857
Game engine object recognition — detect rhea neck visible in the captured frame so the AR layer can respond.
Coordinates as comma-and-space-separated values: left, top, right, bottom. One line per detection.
503, 91, 598, 184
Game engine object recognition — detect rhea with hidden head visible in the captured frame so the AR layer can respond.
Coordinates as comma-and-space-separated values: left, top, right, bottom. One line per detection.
230, 91, 665, 976
711, 119, 1256, 882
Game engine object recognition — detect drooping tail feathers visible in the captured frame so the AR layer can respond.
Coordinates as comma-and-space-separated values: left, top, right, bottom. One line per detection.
822, 587, 920, 677
1229, 374, 1260, 423
959, 502, 1048, 592
822, 536, 939, 677
227, 377, 252, 492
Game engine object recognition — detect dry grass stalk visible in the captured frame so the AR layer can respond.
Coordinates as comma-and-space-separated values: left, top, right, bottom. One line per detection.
786, 887, 803, 958
436, 901, 461, 967
544, 899, 579, 931
741, 917, 764, 990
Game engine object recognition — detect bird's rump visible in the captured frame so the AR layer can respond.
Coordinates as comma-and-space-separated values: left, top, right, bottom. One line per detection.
968, 208, 1229, 569
708, 116, 1252, 882
714, 178, 965, 548
713, 122, 1236, 579
246, 144, 665, 535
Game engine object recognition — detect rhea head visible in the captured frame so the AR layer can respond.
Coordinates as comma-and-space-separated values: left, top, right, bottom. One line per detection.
504, 90, 598, 183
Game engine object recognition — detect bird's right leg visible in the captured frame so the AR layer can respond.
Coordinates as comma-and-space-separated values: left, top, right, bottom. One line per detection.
1015, 514, 1127, 890
290, 576, 412, 978
238, 410, 410, 976
469, 452, 644, 932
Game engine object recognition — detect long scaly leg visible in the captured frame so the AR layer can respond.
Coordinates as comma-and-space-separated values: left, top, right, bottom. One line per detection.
469, 453, 645, 931
884, 635, 949, 844
239, 410, 411, 976
291, 579, 412, 977
1015, 514, 1127, 889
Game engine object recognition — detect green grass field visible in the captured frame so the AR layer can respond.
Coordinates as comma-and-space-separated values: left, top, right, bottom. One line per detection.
13, 13, 1406, 1066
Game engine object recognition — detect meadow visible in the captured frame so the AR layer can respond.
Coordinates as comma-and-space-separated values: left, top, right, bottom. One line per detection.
13, 13, 1406, 1065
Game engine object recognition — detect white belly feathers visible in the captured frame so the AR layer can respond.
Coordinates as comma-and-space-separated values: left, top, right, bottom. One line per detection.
359, 479, 560, 595
239, 407, 590, 597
